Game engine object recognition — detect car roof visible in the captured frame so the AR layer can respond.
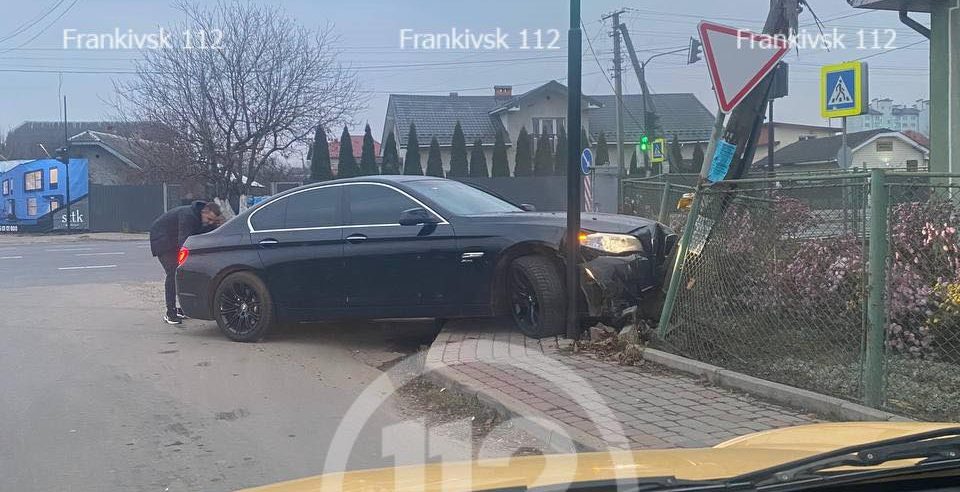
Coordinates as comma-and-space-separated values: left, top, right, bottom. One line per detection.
320, 175, 444, 185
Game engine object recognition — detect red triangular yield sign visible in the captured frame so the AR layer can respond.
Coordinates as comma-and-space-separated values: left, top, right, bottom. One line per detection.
698, 21, 790, 113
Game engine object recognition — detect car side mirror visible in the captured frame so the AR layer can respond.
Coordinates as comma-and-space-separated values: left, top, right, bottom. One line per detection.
520, 203, 536, 212
399, 207, 439, 226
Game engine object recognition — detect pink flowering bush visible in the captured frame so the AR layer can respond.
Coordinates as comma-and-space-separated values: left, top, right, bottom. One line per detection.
886, 199, 960, 357
776, 234, 864, 316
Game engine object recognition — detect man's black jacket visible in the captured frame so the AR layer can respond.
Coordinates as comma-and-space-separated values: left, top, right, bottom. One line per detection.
149, 201, 214, 257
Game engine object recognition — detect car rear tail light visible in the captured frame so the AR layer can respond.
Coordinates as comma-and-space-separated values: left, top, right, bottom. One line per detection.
177, 247, 189, 266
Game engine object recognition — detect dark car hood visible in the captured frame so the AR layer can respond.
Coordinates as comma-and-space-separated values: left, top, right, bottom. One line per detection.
461, 211, 658, 234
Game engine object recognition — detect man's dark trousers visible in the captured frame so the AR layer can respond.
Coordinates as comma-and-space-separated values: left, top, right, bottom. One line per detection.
158, 252, 179, 317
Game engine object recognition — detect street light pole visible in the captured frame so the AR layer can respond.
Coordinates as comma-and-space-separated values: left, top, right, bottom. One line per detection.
61, 95, 71, 233
565, 0, 582, 340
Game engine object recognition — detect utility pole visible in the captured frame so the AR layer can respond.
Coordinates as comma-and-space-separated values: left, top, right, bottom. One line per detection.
602, 9, 627, 186
565, 0, 583, 340
620, 26, 688, 176
60, 95, 71, 232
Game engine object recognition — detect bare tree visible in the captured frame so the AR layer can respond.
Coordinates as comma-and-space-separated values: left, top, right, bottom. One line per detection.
113, 0, 363, 209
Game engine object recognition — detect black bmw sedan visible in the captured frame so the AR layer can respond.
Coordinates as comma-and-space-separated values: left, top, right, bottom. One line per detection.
176, 176, 677, 342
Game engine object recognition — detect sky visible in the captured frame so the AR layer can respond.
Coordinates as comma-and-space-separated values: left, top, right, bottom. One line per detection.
0, 0, 932, 161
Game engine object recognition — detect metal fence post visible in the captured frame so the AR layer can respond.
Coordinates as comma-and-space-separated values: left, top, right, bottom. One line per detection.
657, 190, 703, 338
864, 168, 889, 408
657, 182, 672, 224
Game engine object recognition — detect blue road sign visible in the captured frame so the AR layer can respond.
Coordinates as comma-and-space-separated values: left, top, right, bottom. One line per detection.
580, 148, 593, 175
821, 61, 867, 118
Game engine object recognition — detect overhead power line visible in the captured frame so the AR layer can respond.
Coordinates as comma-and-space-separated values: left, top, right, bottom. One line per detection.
0, 0, 67, 44
0, 0, 82, 54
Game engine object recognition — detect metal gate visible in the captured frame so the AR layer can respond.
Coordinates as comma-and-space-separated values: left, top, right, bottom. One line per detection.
88, 184, 165, 232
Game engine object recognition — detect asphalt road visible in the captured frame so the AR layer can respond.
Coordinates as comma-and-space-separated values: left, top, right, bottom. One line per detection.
0, 239, 160, 287
0, 237, 540, 491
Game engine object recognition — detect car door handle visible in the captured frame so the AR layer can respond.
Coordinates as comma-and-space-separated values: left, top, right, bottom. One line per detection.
258, 238, 279, 247
346, 234, 367, 243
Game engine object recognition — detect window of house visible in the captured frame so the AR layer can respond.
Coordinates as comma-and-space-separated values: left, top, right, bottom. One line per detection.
27, 197, 37, 216
49, 168, 59, 189
24, 170, 43, 191
532, 117, 565, 136
1, 179, 10, 196
49, 197, 61, 213
907, 160, 919, 172
4, 199, 13, 216
876, 140, 894, 152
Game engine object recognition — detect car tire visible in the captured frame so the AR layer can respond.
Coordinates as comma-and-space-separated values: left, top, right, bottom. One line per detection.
509, 255, 565, 338
213, 271, 274, 342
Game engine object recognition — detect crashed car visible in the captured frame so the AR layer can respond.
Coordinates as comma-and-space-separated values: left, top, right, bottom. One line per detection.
176, 176, 676, 341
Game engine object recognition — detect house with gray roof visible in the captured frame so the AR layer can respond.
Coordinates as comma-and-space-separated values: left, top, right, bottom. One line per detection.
382, 81, 715, 174
754, 128, 929, 172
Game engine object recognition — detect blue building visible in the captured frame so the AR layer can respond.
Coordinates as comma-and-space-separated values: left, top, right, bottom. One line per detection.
0, 158, 88, 231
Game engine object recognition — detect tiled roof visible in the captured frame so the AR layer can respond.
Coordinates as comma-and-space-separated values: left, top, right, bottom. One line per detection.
756, 123, 837, 146
68, 130, 149, 170
488, 80, 602, 114
329, 135, 380, 160
902, 130, 930, 147
587, 93, 715, 143
386, 94, 509, 148
755, 128, 894, 167
386, 85, 715, 149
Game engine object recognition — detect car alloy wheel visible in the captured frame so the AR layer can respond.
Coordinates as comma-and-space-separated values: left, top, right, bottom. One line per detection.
218, 280, 263, 338
510, 267, 541, 333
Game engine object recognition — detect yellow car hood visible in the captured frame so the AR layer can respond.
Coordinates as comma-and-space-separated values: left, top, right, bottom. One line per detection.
242, 422, 955, 492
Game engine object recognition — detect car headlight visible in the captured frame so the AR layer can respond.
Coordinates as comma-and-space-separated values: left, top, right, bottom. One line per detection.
579, 232, 645, 255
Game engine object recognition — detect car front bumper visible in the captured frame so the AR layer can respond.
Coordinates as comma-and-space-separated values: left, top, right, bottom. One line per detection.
579, 252, 667, 323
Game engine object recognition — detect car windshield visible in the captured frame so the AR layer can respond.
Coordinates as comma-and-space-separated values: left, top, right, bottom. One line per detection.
406, 179, 523, 215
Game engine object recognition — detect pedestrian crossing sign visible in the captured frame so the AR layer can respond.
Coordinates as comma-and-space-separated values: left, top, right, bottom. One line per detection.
650, 138, 666, 164
821, 61, 868, 118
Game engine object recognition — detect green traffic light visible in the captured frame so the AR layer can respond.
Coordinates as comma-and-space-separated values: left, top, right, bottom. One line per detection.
639, 135, 649, 152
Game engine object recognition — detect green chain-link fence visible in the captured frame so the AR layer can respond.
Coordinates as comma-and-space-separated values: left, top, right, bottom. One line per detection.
625, 171, 960, 421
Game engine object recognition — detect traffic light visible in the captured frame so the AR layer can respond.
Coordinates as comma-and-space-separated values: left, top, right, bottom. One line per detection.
639, 135, 649, 152
687, 36, 703, 65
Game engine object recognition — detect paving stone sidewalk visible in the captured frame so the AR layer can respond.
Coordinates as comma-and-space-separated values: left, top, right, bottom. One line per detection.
426, 319, 820, 450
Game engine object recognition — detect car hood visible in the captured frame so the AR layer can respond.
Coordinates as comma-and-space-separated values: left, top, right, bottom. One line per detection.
462, 211, 658, 235
240, 422, 954, 492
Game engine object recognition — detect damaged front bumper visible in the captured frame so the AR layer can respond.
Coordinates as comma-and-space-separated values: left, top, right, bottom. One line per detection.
578, 227, 677, 325
580, 253, 661, 323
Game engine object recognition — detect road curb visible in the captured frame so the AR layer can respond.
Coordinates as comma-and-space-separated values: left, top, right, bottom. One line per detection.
641, 348, 911, 422
423, 360, 609, 452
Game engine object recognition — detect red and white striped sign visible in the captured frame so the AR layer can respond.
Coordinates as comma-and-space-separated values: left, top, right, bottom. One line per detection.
583, 174, 594, 212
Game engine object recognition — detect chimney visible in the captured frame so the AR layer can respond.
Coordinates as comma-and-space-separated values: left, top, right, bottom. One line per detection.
494, 85, 513, 99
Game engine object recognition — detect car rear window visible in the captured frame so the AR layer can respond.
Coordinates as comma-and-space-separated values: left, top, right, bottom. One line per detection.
249, 199, 286, 231
346, 184, 419, 225
250, 186, 341, 230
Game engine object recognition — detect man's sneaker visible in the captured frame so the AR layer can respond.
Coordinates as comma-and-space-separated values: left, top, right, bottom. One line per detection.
176, 308, 190, 320
164, 313, 183, 325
